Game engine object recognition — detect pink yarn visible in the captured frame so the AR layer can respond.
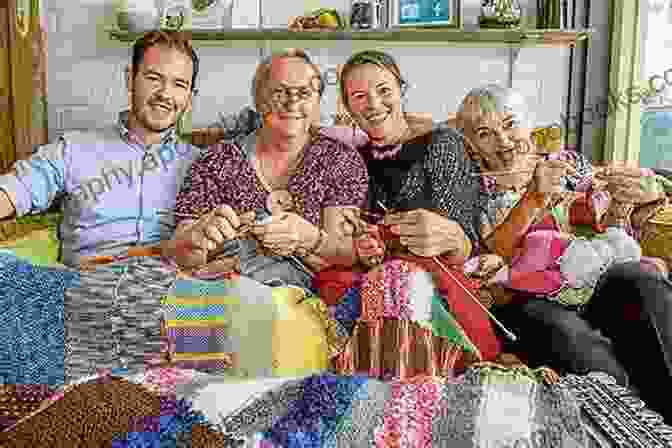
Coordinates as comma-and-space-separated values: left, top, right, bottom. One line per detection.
511, 231, 569, 272
375, 377, 444, 447
503, 231, 571, 295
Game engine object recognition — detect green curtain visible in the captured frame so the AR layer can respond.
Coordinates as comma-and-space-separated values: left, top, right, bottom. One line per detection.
603, 0, 641, 163
0, 0, 49, 171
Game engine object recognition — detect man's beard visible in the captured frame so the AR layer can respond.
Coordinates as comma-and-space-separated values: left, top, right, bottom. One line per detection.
134, 103, 179, 133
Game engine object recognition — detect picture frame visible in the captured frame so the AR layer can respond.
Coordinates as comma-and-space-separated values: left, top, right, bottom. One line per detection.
388, 0, 461, 28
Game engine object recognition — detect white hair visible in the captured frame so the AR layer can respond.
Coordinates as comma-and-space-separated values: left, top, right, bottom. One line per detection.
458, 84, 532, 129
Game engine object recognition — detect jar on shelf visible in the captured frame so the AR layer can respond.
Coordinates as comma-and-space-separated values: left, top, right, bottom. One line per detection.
350, 0, 388, 29
479, 0, 522, 29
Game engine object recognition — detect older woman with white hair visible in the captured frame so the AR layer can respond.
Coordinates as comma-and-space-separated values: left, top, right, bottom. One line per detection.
458, 83, 672, 423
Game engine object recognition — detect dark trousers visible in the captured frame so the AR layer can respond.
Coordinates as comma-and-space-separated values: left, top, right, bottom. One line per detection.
495, 262, 672, 422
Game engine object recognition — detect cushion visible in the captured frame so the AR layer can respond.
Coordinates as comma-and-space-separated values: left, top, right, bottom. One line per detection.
0, 228, 60, 267
640, 205, 672, 269
163, 275, 332, 379
0, 213, 61, 267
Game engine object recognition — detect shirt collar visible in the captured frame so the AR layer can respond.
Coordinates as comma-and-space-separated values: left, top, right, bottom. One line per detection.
117, 110, 178, 147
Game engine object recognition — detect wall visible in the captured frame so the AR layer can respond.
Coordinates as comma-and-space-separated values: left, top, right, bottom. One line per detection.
43, 0, 610, 157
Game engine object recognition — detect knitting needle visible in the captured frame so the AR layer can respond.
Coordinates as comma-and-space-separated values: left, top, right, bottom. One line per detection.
377, 201, 518, 342
472, 169, 535, 177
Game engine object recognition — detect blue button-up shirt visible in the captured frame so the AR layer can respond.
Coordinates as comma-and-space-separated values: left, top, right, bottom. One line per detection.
0, 111, 201, 266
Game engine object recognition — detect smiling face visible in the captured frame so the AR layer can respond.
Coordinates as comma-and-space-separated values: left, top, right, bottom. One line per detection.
460, 95, 535, 173
260, 56, 321, 139
343, 63, 405, 143
127, 44, 194, 143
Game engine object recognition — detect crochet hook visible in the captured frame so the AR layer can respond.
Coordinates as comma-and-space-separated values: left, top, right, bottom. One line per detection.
377, 201, 518, 342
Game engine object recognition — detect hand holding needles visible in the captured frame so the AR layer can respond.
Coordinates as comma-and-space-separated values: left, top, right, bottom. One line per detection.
171, 209, 314, 277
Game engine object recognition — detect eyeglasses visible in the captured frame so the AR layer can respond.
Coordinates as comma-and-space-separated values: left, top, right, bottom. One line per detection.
269, 84, 318, 104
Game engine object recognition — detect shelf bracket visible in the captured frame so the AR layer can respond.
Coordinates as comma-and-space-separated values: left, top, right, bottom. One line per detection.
508, 46, 521, 88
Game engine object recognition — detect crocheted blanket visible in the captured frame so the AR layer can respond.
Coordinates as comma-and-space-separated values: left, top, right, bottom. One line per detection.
0, 365, 589, 446
150, 365, 589, 447
5, 366, 671, 446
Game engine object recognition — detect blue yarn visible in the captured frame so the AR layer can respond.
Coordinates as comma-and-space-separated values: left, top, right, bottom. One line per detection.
329, 287, 361, 334
262, 373, 369, 448
0, 253, 79, 385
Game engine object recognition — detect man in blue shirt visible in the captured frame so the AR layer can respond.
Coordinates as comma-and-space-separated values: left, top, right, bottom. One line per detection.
0, 31, 201, 267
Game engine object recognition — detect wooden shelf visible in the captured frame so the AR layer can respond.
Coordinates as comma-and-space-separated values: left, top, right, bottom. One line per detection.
106, 27, 592, 48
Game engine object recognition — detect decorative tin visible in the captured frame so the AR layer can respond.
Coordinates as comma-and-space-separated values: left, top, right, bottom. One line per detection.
350, 1, 376, 29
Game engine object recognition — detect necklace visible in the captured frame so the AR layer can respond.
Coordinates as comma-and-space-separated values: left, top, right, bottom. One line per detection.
254, 144, 306, 216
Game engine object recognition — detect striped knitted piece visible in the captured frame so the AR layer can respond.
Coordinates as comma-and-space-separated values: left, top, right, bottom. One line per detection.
0, 252, 78, 386
162, 276, 242, 373
163, 275, 334, 378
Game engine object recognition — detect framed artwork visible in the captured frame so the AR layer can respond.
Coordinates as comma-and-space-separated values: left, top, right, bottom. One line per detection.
389, 0, 461, 27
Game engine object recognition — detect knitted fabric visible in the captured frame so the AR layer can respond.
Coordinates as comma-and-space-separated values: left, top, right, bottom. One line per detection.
0, 384, 56, 432
0, 252, 79, 386
211, 367, 587, 447
0, 376, 234, 447
64, 256, 175, 382
326, 259, 494, 380
0, 377, 160, 446
164, 277, 336, 379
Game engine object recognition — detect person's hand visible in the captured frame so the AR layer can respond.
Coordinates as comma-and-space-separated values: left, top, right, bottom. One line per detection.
595, 166, 665, 204
251, 212, 318, 257
384, 209, 466, 258
188, 205, 241, 254
527, 159, 575, 194
354, 224, 385, 267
